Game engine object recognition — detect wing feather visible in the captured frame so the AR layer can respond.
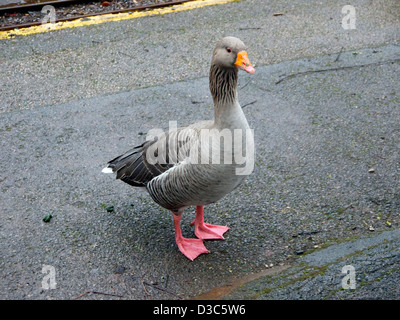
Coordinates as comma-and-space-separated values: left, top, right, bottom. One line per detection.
104, 124, 206, 187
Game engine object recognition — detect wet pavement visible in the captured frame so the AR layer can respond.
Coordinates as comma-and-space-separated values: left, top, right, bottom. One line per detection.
224, 229, 400, 300
0, 0, 399, 300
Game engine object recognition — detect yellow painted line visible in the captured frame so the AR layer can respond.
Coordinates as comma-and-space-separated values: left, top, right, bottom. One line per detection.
0, 0, 238, 40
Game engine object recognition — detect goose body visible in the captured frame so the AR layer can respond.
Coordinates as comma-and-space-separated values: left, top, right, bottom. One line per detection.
103, 37, 255, 260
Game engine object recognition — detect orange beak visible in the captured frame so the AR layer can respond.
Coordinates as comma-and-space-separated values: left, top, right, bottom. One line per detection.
234, 51, 255, 74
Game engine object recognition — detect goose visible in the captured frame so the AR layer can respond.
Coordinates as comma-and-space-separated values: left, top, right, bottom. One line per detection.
102, 36, 255, 260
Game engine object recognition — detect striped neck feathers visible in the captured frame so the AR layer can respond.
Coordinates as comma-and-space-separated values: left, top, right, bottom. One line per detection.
209, 64, 238, 107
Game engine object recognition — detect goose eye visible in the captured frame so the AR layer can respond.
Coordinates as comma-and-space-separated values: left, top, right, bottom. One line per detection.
226, 48, 232, 53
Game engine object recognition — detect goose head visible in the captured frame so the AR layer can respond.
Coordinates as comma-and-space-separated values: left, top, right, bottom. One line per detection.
212, 36, 255, 74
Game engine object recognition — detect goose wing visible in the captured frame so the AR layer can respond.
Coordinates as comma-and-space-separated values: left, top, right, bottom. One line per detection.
104, 123, 208, 187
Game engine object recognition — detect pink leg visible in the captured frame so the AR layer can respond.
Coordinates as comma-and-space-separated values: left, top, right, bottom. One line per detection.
190, 206, 230, 240
173, 213, 209, 261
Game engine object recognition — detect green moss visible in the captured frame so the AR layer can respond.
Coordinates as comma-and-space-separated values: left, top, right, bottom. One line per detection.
252, 263, 330, 299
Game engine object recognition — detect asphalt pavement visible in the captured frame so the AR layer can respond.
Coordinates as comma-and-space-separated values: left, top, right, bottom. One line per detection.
0, 0, 399, 300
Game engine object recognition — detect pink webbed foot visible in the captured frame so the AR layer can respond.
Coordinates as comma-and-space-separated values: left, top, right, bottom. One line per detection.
175, 237, 209, 261
195, 223, 230, 240
173, 212, 209, 261
191, 206, 230, 240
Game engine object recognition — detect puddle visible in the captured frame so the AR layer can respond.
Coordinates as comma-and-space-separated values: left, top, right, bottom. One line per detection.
191, 265, 290, 300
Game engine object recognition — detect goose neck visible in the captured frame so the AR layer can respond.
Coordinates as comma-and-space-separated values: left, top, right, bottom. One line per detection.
209, 64, 238, 108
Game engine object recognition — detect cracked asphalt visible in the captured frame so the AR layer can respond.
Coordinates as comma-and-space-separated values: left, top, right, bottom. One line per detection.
0, 0, 399, 300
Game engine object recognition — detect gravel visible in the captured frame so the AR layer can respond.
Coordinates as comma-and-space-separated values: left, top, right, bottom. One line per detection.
0, 0, 178, 28
0, 0, 399, 300
225, 229, 400, 299
1, 44, 399, 299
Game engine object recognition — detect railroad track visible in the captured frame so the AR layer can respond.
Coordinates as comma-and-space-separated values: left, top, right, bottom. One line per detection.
0, 0, 193, 31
